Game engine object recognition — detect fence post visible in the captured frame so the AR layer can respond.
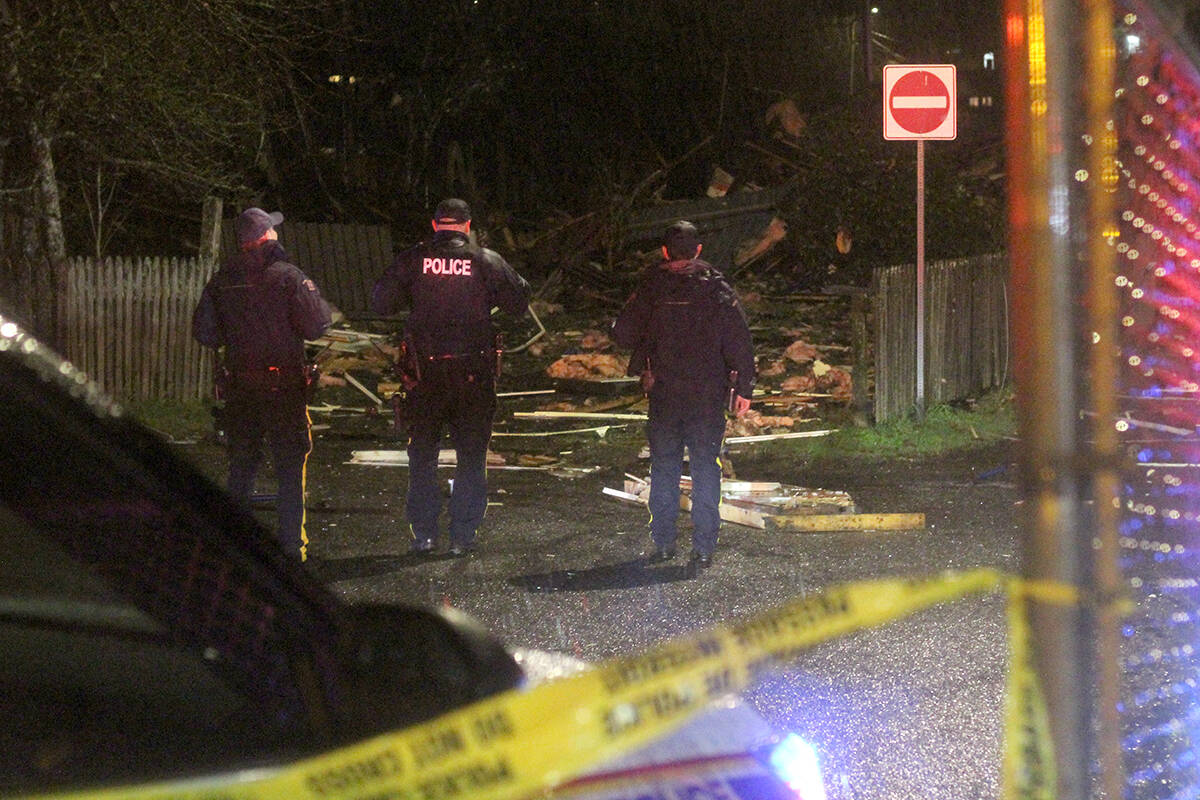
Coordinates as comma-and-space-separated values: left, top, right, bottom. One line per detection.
200, 196, 223, 265
850, 290, 872, 426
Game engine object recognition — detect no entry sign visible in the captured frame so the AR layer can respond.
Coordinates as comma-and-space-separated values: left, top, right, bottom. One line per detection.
883, 64, 957, 140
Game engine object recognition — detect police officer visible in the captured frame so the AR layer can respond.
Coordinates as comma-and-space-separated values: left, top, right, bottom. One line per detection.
371, 199, 530, 557
612, 220, 755, 569
192, 207, 332, 561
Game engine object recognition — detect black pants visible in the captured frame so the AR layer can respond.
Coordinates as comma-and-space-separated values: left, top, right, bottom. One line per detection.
405, 357, 496, 548
646, 388, 726, 556
223, 384, 312, 560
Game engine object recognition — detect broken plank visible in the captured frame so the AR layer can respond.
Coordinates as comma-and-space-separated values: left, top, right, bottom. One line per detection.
719, 480, 783, 493
725, 429, 834, 444
349, 449, 457, 466
492, 424, 627, 438
497, 389, 557, 398
603, 486, 644, 504
515, 410, 648, 421
765, 512, 926, 532
342, 372, 384, 406
755, 392, 833, 400
610, 481, 766, 529
682, 495, 765, 529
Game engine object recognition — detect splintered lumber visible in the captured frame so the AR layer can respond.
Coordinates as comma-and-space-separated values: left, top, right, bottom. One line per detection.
342, 372, 384, 406
715, 480, 782, 493
613, 479, 769, 528
349, 449, 458, 466
678, 477, 782, 493
496, 389, 557, 398
514, 410, 648, 421
308, 328, 390, 352
602, 486, 644, 504
616, 475, 879, 530
765, 512, 926, 532
348, 450, 507, 467
725, 429, 834, 444
683, 494, 766, 528
492, 424, 627, 438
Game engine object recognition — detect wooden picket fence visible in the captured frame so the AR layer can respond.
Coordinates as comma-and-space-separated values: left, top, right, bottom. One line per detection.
58, 256, 215, 402
872, 252, 1010, 422
47, 247, 1008, 412
48, 220, 396, 402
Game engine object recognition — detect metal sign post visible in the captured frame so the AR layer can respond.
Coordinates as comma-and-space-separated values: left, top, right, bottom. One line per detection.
916, 139, 925, 418
883, 64, 957, 419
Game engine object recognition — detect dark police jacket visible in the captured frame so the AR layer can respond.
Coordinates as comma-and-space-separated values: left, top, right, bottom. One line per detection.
612, 257, 755, 401
370, 230, 530, 357
192, 241, 332, 375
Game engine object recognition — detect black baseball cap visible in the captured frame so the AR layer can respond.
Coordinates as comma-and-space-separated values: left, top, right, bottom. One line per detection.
434, 198, 471, 224
664, 220, 701, 259
236, 207, 284, 245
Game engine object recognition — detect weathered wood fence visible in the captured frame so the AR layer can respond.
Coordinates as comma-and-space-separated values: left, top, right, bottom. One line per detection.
58, 256, 215, 402
872, 252, 1010, 422
31, 241, 1008, 413
43, 221, 395, 402
219, 221, 392, 315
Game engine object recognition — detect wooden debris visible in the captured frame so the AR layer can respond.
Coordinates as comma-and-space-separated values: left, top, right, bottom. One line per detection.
707, 166, 734, 198
348, 450, 507, 467
342, 371, 384, 406
308, 328, 390, 353
602, 486, 643, 504
497, 389, 557, 398
765, 513, 926, 532
784, 340, 822, 363
515, 410, 648, 421
733, 216, 788, 267
725, 409, 799, 438
515, 454, 561, 467
492, 425, 627, 438
725, 429, 834, 444
613, 475, 862, 530
545, 353, 629, 380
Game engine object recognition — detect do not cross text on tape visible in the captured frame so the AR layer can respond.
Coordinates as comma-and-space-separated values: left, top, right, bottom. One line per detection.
19, 568, 1067, 800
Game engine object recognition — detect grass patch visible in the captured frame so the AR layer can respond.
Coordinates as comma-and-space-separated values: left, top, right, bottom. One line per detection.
124, 398, 214, 441
121, 389, 1016, 461
799, 390, 1016, 458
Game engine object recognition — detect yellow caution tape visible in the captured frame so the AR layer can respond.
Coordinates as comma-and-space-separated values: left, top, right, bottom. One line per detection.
21, 568, 1067, 800
1002, 585, 1058, 800
1010, 578, 1079, 607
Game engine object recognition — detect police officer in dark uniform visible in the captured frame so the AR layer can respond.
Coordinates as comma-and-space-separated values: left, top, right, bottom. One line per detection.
612, 220, 755, 569
371, 199, 530, 557
192, 207, 332, 561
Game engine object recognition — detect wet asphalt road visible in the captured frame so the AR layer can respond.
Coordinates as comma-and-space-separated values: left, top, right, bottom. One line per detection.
180, 419, 1021, 800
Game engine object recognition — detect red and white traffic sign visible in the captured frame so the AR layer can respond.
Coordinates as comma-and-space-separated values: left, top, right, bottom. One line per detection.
883, 64, 957, 140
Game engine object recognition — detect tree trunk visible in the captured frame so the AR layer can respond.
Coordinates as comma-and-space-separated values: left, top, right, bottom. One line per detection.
30, 118, 66, 344
200, 195, 224, 266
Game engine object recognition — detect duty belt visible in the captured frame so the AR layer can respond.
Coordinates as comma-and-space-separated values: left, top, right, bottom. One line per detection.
230, 365, 305, 391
